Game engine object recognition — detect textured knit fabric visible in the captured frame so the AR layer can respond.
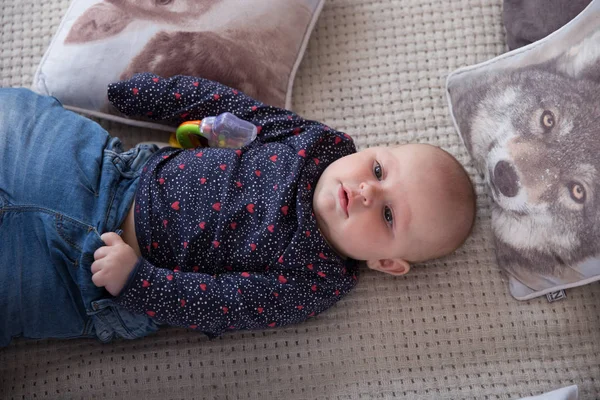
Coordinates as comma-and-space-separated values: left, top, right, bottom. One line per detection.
107, 73, 359, 338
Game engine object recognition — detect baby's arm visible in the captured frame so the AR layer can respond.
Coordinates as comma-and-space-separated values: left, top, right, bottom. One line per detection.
108, 73, 335, 144
109, 255, 356, 337
108, 73, 265, 124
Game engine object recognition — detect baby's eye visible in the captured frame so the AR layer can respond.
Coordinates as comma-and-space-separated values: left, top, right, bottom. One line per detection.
373, 161, 383, 180
384, 206, 393, 226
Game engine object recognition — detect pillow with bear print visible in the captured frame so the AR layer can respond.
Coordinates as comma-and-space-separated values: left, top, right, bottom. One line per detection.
32, 0, 324, 131
446, 0, 600, 300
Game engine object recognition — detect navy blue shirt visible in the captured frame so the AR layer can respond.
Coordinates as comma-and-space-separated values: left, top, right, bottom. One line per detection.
107, 73, 359, 338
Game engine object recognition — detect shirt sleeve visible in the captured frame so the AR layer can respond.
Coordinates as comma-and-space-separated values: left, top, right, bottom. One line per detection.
107, 73, 336, 145
113, 257, 357, 338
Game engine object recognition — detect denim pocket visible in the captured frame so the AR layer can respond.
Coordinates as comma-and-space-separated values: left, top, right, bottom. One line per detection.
0, 207, 95, 343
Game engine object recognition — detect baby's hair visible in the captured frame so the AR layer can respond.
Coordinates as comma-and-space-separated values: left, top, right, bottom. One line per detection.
431, 146, 476, 257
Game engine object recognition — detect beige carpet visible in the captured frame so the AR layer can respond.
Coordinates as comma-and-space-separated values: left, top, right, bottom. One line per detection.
1, 0, 599, 399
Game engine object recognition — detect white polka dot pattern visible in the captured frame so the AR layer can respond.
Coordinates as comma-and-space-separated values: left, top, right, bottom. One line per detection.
108, 73, 359, 337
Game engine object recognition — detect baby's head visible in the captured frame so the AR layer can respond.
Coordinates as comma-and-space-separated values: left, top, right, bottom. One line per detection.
312, 143, 475, 275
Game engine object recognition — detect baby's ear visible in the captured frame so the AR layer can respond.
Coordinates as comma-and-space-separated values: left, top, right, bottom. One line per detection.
366, 259, 410, 276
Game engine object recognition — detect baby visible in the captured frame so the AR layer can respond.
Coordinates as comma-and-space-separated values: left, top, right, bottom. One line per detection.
0, 74, 475, 346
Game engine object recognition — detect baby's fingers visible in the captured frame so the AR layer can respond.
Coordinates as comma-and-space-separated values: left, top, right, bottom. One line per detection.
93, 245, 109, 261
91, 267, 106, 288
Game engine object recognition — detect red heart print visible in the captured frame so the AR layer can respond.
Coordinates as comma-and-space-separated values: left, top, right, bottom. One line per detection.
222, 306, 229, 313
246, 203, 255, 213
146, 310, 156, 317
249, 243, 256, 251
163, 219, 168, 228
180, 299, 186, 307
180, 112, 189, 119
199, 221, 206, 229
318, 271, 326, 278
200, 283, 207, 291
193, 266, 199, 272
178, 164, 185, 169
212, 202, 221, 211
335, 289, 340, 296
305, 231, 310, 237
278, 275, 287, 284
313, 158, 320, 165
158, 178, 165, 184
273, 184, 278, 191
166, 274, 174, 281
307, 264, 313, 270
230, 222, 237, 230
296, 305, 304, 310
273, 292, 279, 297
256, 126, 262, 135
269, 155, 278, 162
241, 272, 250, 277
255, 170, 261, 177
213, 94, 220, 100
257, 307, 264, 314
278, 256, 284, 264
152, 77, 159, 83
232, 89, 238, 94
297, 149, 306, 157
189, 324, 198, 329
200, 177, 207, 184
335, 137, 342, 145
319, 252, 327, 259
152, 242, 159, 249
132, 88, 139, 95
308, 312, 315, 317
174, 266, 181, 272
267, 225, 274, 233
220, 164, 227, 170
281, 205, 289, 215
212, 240, 220, 248
174, 93, 181, 99
236, 181, 242, 188
311, 285, 317, 292
251, 106, 258, 111
142, 280, 150, 287
268, 322, 276, 327
293, 128, 301, 135
235, 149, 242, 157
196, 151, 203, 157
171, 201, 180, 210
193, 81, 199, 87
183, 242, 188, 249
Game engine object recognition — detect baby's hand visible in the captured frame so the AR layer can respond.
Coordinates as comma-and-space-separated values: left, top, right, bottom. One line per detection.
91, 232, 139, 296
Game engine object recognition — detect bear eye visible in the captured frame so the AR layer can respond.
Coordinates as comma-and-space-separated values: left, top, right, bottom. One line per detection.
567, 181, 586, 204
540, 110, 555, 131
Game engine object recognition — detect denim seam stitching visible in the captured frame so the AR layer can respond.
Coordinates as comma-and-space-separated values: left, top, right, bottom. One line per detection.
1, 204, 98, 252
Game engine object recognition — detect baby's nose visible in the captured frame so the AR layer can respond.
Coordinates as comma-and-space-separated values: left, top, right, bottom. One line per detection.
359, 182, 378, 206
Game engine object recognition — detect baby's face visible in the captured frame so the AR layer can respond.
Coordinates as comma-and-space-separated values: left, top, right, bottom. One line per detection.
313, 144, 459, 263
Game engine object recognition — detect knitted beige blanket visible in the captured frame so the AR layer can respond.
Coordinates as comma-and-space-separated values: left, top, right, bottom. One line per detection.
1, 0, 599, 398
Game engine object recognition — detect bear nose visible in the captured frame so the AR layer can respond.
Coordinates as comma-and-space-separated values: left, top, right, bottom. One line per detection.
493, 160, 520, 198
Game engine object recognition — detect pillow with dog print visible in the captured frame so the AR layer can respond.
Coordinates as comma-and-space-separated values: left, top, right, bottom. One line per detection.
32, 0, 324, 131
446, 0, 600, 300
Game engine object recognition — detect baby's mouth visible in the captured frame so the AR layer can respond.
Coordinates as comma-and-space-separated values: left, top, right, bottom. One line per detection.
338, 185, 349, 217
